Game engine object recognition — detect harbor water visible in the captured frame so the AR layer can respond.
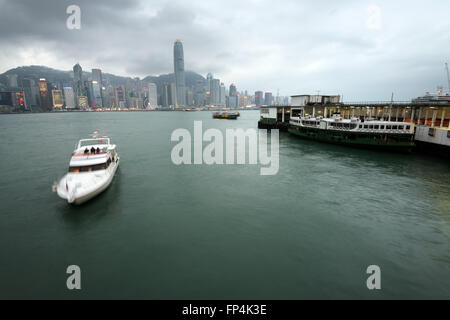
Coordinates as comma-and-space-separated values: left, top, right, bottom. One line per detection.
0, 110, 449, 299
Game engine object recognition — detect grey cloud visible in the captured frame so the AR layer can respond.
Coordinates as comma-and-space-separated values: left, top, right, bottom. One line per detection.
0, 0, 449, 100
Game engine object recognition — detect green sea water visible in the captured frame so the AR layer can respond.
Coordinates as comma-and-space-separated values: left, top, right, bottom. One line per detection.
0, 110, 449, 299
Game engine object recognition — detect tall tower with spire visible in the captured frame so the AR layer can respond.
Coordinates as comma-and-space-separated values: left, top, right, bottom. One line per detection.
173, 40, 186, 107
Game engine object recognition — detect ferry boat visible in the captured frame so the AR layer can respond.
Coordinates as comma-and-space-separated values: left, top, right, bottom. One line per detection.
213, 111, 239, 119
289, 108, 415, 152
53, 132, 120, 205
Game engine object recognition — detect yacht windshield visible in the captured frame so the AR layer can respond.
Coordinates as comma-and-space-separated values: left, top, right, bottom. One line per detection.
79, 139, 109, 147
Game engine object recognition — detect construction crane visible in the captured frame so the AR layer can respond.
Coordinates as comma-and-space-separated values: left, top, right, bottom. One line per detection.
445, 62, 450, 94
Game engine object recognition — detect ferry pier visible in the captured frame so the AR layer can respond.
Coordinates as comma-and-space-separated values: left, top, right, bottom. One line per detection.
258, 94, 450, 157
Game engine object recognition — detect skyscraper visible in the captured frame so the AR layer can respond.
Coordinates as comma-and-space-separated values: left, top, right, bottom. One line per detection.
91, 69, 103, 108
38, 79, 52, 111
73, 63, 83, 101
194, 79, 205, 107
173, 40, 186, 107
220, 83, 226, 107
115, 85, 126, 109
162, 83, 176, 108
6, 74, 18, 88
264, 92, 273, 106
210, 79, 220, 105
255, 91, 264, 107
52, 89, 64, 108
147, 83, 158, 107
92, 69, 103, 85
228, 84, 238, 109
22, 78, 38, 110
63, 87, 76, 109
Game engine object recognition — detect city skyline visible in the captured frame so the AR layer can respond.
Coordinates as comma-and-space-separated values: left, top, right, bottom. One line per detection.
0, 0, 449, 100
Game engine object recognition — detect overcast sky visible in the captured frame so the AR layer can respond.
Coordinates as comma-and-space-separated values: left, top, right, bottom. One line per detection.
0, 0, 449, 100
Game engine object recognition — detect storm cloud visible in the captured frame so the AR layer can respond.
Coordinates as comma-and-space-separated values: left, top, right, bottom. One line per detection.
0, 0, 449, 100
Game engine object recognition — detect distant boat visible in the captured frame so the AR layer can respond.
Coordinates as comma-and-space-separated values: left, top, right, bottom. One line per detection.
53, 132, 120, 205
213, 111, 239, 119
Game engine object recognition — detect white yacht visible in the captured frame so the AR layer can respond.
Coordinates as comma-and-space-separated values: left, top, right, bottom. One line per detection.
54, 132, 120, 205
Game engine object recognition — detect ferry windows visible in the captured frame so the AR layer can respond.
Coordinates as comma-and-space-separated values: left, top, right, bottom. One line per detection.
386, 125, 392, 130
374, 125, 379, 130
364, 125, 369, 129
406, 126, 410, 130
369, 125, 374, 129
392, 125, 398, 130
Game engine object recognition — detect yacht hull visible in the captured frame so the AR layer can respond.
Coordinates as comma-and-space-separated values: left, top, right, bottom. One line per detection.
56, 158, 120, 205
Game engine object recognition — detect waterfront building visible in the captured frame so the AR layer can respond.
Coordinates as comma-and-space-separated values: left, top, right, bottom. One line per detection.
92, 69, 103, 86
130, 97, 144, 109
78, 96, 89, 109
255, 91, 264, 107
173, 40, 186, 107
0, 92, 13, 109
63, 87, 76, 109
101, 87, 110, 108
52, 89, 64, 109
6, 74, 18, 88
220, 83, 226, 107
21, 78, 38, 110
229, 84, 237, 97
89, 81, 103, 108
186, 88, 194, 106
162, 82, 176, 108
206, 73, 213, 91
73, 64, 84, 104
115, 85, 126, 109
194, 79, 205, 106
147, 82, 158, 107
38, 79, 51, 111
265, 92, 273, 106
210, 79, 221, 105
239, 95, 249, 107
106, 86, 117, 108
228, 84, 238, 109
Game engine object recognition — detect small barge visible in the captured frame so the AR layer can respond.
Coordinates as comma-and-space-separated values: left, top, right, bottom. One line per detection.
213, 111, 239, 119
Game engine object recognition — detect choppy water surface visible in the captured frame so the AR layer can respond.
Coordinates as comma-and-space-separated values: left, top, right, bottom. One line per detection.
0, 111, 448, 299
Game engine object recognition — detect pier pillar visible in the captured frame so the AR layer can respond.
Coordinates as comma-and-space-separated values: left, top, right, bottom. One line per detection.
417, 107, 422, 125
424, 109, 429, 126
282, 107, 285, 122
410, 108, 414, 123
312, 106, 315, 117
440, 109, 445, 128
431, 109, 437, 128
324, 106, 327, 118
